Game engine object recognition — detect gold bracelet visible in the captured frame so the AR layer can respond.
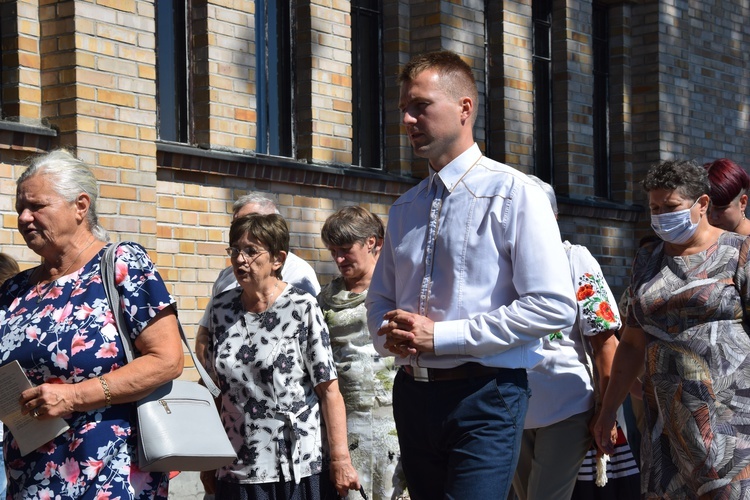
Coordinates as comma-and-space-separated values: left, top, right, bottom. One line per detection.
98, 376, 111, 407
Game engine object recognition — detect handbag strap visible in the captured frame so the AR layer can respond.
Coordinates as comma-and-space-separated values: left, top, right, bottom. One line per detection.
101, 243, 221, 398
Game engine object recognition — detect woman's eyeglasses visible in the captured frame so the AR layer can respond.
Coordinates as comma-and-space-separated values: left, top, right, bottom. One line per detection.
225, 246, 267, 260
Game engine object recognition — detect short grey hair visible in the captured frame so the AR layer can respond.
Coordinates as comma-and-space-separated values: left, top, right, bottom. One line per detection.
321, 206, 384, 247
526, 175, 558, 215
232, 192, 280, 216
18, 149, 109, 242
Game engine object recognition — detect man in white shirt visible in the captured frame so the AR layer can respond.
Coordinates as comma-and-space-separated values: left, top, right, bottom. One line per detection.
194, 193, 320, 366
366, 50, 577, 499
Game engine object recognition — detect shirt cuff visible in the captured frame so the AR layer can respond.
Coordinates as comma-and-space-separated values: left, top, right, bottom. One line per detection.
433, 319, 466, 356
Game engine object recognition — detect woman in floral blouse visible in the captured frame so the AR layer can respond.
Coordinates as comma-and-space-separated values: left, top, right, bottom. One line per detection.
512, 176, 622, 500
0, 149, 184, 498
204, 213, 359, 500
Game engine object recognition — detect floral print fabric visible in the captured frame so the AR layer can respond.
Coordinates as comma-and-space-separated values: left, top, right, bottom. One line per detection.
523, 242, 621, 429
0, 243, 175, 499
628, 232, 750, 498
317, 277, 407, 500
573, 272, 618, 336
206, 284, 338, 485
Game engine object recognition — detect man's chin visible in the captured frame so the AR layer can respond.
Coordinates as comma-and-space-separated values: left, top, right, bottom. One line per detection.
411, 146, 430, 159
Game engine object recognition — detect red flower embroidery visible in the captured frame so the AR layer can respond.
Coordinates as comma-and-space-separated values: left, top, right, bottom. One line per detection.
576, 284, 595, 301
596, 302, 615, 323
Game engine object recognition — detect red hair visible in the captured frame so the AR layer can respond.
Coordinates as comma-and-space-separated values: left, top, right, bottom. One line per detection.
704, 158, 750, 206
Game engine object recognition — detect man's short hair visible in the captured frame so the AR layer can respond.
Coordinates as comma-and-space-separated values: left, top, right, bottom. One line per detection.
398, 50, 478, 117
233, 192, 280, 216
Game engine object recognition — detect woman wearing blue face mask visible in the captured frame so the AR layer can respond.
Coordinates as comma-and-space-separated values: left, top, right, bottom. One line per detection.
593, 159, 750, 498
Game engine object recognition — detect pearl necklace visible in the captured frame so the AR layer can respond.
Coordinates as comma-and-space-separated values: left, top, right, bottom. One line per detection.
34, 238, 96, 303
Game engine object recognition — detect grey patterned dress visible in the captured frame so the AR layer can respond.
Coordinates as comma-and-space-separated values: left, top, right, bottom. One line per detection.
318, 277, 408, 500
628, 232, 750, 498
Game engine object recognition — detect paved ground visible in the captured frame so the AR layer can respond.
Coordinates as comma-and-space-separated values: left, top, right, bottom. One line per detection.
168, 472, 204, 499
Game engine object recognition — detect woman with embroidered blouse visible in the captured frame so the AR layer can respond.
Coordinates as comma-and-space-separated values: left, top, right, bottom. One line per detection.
0, 149, 184, 498
512, 177, 622, 500
203, 213, 359, 500
318, 206, 408, 500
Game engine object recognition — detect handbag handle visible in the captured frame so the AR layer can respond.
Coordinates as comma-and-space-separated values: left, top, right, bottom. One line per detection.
101, 243, 221, 398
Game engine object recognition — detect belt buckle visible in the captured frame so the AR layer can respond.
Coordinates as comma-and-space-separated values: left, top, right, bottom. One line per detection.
411, 366, 430, 382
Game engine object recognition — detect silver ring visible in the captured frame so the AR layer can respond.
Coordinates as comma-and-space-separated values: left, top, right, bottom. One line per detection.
31, 409, 39, 418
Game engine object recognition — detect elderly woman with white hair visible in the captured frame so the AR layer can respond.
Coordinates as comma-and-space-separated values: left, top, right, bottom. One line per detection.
0, 148, 184, 498
511, 176, 625, 500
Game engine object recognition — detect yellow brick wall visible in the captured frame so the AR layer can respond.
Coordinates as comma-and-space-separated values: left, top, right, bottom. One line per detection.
2, 0, 750, 382
152, 170, 394, 378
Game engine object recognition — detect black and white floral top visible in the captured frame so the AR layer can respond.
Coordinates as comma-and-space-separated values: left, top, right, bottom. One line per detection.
206, 284, 338, 485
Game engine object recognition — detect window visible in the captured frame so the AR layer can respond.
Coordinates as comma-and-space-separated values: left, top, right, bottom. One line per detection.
352, 0, 383, 168
0, 12, 4, 117
0, 2, 13, 119
592, 3, 610, 198
156, 0, 189, 143
256, 0, 293, 157
532, 0, 554, 183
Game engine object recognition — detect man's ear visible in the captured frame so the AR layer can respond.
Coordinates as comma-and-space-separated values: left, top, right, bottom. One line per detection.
459, 96, 473, 125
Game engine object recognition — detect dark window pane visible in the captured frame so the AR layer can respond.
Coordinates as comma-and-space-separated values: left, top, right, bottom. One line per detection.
533, 0, 554, 182
156, 0, 188, 143
532, 0, 552, 23
593, 2, 610, 198
0, 7, 5, 116
257, 0, 292, 157
352, 0, 383, 168
534, 27, 550, 60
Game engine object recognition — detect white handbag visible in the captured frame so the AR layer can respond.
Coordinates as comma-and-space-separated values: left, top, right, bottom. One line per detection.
101, 243, 237, 472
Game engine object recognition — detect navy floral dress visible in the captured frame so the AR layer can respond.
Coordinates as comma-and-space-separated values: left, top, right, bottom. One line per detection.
206, 284, 338, 487
0, 243, 175, 499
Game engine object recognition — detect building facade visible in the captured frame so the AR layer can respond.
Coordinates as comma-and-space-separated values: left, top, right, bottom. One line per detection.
1, 0, 749, 376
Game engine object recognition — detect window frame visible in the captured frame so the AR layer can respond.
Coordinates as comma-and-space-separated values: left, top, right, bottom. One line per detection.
532, 0, 554, 183
155, 0, 190, 144
351, 0, 384, 169
256, 0, 294, 157
592, 2, 611, 199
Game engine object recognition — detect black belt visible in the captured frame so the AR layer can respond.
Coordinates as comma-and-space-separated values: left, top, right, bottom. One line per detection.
401, 362, 502, 382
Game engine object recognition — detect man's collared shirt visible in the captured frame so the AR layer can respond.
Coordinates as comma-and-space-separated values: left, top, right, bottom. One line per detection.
366, 143, 576, 370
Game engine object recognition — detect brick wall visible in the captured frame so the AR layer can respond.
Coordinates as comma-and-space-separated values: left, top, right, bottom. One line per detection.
298, 0, 353, 165
486, 0, 535, 171
1, 0, 749, 380
1, 0, 42, 123
193, 1, 256, 151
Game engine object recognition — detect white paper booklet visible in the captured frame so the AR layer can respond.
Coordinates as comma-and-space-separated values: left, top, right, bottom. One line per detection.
0, 360, 70, 456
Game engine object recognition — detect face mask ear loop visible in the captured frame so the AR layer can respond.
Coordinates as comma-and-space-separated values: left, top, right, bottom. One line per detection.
692, 197, 702, 221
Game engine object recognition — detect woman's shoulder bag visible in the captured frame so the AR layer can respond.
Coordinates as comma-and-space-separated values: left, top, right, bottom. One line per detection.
101, 243, 237, 472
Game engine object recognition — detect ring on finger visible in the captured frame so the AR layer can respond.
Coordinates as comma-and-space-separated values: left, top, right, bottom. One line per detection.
31, 409, 39, 418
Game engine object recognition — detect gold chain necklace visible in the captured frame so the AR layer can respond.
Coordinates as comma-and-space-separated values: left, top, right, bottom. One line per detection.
34, 237, 96, 303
